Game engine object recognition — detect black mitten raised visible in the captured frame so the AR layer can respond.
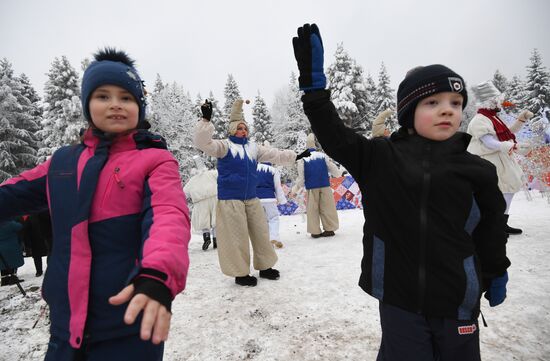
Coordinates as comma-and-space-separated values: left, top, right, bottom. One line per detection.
201, 99, 213, 121
296, 149, 312, 161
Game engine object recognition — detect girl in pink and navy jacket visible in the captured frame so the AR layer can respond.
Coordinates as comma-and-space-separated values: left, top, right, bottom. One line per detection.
0, 48, 190, 361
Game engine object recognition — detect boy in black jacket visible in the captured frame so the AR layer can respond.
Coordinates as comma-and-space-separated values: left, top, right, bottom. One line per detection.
292, 24, 510, 361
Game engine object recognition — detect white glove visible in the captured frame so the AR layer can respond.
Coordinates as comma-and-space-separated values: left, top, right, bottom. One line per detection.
372, 109, 394, 137
499, 140, 516, 153
518, 110, 534, 123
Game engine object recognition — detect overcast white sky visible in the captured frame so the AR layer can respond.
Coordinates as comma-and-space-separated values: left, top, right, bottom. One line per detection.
1, 0, 549, 108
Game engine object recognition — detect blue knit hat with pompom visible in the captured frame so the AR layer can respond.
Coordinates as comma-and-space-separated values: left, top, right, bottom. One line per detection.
81, 47, 148, 128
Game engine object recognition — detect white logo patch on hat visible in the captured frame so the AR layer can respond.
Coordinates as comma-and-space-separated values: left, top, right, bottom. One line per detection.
126, 70, 138, 81
449, 77, 463, 92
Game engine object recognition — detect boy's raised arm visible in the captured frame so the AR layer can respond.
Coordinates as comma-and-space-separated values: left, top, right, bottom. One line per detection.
292, 23, 374, 178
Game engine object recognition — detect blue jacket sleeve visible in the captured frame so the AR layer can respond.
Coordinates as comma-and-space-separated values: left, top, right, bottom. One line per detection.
0, 160, 50, 220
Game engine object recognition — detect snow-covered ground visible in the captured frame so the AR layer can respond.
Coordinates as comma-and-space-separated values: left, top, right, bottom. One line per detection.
1, 191, 549, 361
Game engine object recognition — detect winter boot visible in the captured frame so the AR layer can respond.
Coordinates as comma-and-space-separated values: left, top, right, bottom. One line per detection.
213, 237, 217, 249
235, 275, 257, 287
321, 230, 335, 237
504, 215, 522, 235
202, 232, 211, 251
311, 233, 323, 238
259, 268, 280, 280
271, 240, 283, 248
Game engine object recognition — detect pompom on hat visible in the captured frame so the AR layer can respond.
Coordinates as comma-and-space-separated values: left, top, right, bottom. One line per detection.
396, 64, 468, 128
81, 47, 148, 128
228, 99, 250, 135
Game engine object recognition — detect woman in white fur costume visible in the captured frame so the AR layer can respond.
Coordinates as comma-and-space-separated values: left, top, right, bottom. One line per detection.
292, 133, 342, 238
183, 155, 218, 251
194, 99, 308, 287
467, 81, 533, 234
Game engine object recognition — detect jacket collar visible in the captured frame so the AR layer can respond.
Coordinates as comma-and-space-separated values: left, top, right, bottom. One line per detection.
391, 127, 471, 155
82, 128, 167, 153
83, 128, 137, 153
229, 135, 248, 145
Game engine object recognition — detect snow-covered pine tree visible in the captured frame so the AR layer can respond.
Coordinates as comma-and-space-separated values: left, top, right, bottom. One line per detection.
375, 62, 397, 131
351, 64, 370, 133
154, 73, 165, 95
363, 73, 379, 136
252, 91, 273, 145
492, 69, 509, 93
523, 49, 550, 114
326, 43, 359, 129
217, 74, 241, 138
0, 59, 39, 181
150, 82, 198, 182
19, 73, 42, 120
507, 75, 527, 110
194, 93, 204, 119
81, 58, 91, 73
17, 73, 41, 158
37, 56, 85, 162
202, 91, 224, 140
271, 73, 310, 181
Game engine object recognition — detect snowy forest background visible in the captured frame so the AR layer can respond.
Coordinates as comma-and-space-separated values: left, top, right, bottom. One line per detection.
1, 45, 550, 184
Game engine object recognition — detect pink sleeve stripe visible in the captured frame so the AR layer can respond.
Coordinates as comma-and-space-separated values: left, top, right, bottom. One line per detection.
1, 159, 51, 186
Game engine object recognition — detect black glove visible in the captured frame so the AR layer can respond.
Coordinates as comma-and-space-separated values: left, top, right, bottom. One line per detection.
292, 23, 326, 92
201, 99, 212, 121
296, 149, 311, 161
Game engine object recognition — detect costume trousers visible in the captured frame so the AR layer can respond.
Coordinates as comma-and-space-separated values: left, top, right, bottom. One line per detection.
377, 302, 480, 361
216, 199, 277, 277
306, 186, 339, 235
261, 201, 280, 241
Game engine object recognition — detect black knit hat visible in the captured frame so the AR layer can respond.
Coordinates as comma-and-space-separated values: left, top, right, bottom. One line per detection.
396, 64, 468, 128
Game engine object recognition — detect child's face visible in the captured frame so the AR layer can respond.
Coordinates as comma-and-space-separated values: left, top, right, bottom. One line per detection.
413, 92, 463, 141
235, 123, 248, 138
89, 85, 139, 133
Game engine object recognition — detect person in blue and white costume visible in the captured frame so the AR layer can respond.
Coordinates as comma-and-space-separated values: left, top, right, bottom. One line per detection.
194, 99, 309, 287
292, 133, 342, 238
256, 150, 288, 249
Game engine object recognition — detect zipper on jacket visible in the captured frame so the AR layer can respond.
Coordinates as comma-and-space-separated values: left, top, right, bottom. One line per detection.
114, 167, 125, 189
100, 167, 123, 208
417, 144, 431, 313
